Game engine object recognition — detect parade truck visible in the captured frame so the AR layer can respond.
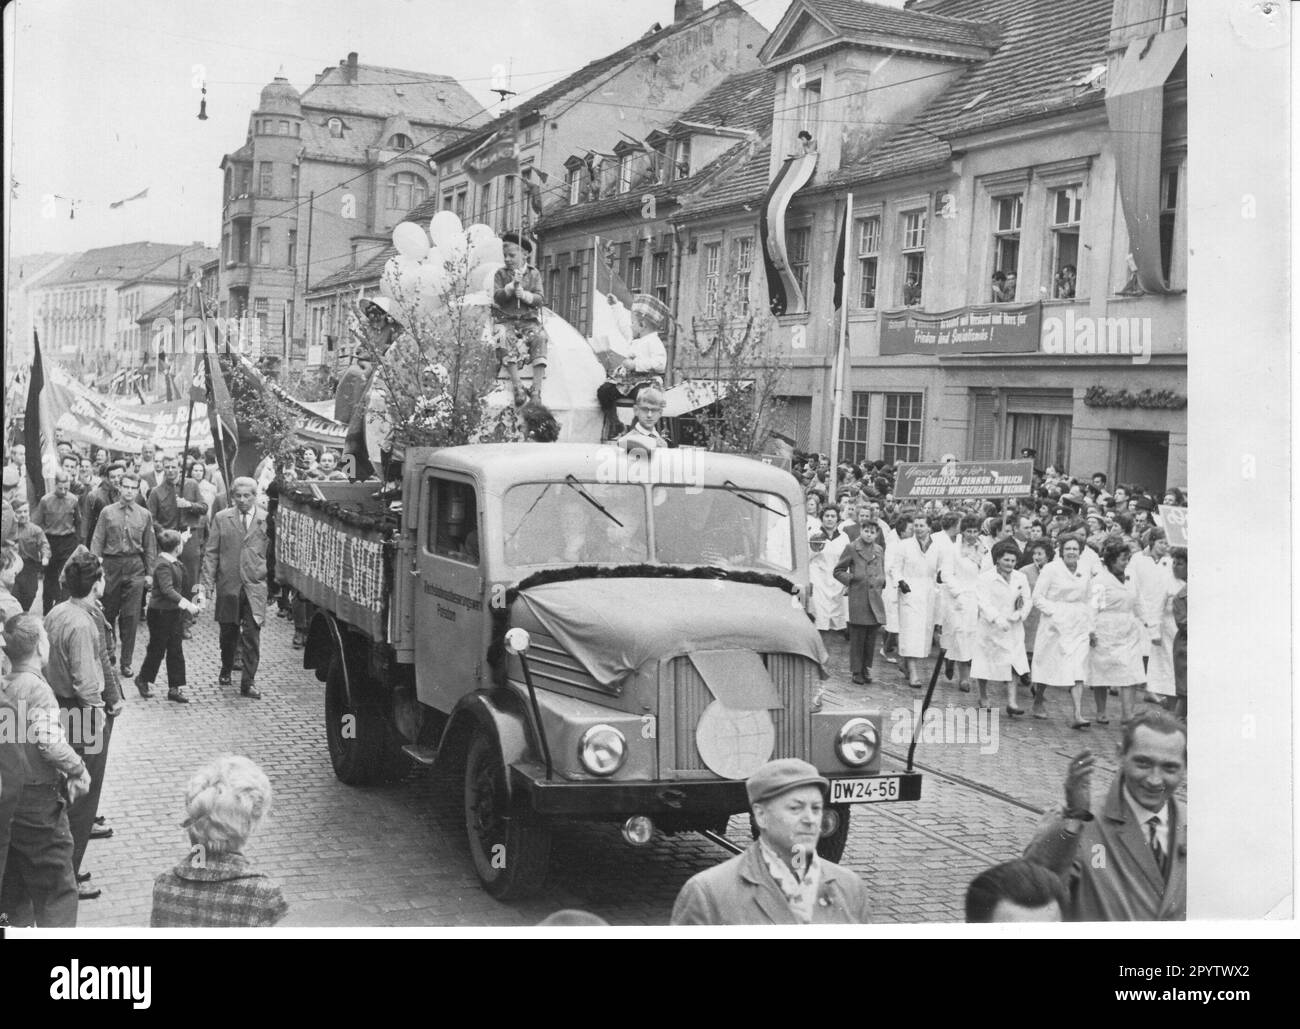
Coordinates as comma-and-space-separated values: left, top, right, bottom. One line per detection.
276, 443, 921, 898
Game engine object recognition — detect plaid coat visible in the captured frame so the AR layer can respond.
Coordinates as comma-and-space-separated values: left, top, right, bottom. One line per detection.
150, 852, 288, 927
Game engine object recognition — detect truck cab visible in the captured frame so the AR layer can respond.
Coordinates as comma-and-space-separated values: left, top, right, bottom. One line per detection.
286, 443, 920, 899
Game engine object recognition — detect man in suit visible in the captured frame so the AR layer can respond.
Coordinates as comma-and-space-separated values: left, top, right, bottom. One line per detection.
671, 759, 871, 925
198, 477, 268, 699
1024, 709, 1186, 920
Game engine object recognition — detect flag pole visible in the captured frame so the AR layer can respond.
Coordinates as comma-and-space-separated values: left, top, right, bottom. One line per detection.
827, 192, 853, 504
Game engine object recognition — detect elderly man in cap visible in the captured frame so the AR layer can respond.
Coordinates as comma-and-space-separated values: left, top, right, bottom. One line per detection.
670, 759, 871, 925
492, 231, 549, 402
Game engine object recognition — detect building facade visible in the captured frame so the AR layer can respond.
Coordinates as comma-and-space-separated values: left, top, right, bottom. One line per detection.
218, 54, 486, 367
669, 0, 1188, 491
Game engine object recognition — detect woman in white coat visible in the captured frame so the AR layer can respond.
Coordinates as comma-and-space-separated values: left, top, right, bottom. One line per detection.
1031, 535, 1095, 728
940, 516, 984, 695
887, 511, 941, 688
1088, 538, 1150, 725
972, 539, 1031, 714
1127, 527, 1174, 699
808, 504, 848, 636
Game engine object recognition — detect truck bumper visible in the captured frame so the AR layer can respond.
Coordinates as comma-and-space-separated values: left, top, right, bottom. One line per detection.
511, 768, 922, 817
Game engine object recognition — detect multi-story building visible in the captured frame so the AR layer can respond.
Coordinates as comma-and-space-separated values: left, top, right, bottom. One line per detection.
429, 0, 768, 241
670, 0, 1187, 490
304, 0, 768, 365
218, 54, 486, 368
6, 252, 71, 371
30, 241, 210, 385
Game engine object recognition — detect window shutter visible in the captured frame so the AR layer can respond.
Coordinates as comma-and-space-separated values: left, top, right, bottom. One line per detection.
970, 392, 996, 460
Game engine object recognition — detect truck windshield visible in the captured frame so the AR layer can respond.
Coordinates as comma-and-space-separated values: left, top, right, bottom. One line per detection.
504, 482, 649, 567
651, 485, 794, 572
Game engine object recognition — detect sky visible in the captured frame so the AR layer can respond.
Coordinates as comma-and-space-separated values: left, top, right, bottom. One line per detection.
2, 0, 843, 260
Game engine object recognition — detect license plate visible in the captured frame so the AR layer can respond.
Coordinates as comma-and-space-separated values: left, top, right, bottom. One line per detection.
829, 776, 904, 804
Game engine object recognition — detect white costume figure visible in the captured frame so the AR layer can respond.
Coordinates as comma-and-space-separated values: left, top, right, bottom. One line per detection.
887, 533, 941, 659
971, 565, 1031, 682
1030, 559, 1094, 686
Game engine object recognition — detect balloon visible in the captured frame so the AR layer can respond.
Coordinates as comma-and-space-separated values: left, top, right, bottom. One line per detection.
415, 260, 448, 299
466, 223, 494, 247
424, 244, 444, 271
440, 231, 469, 265
392, 222, 430, 259
474, 261, 503, 293
469, 238, 504, 270
428, 210, 464, 250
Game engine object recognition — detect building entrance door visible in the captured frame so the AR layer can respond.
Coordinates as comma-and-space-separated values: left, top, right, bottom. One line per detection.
1112, 430, 1169, 494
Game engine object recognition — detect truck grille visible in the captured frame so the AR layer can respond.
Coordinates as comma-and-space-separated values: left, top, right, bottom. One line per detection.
661, 653, 816, 778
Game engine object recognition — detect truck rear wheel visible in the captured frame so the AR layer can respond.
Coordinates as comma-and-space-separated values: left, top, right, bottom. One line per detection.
325, 654, 397, 786
463, 731, 551, 900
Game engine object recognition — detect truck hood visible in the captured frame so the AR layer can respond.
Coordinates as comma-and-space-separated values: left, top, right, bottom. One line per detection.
513, 577, 828, 688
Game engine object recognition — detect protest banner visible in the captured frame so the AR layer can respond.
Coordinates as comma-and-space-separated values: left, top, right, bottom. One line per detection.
893, 460, 1035, 500
881, 302, 1041, 356
1159, 504, 1188, 547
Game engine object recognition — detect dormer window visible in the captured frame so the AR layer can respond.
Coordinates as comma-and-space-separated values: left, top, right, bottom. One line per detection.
388, 133, 414, 151
674, 138, 692, 180
327, 118, 344, 138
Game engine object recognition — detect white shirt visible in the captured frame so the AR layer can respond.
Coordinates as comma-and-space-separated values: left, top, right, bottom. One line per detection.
1124, 786, 1170, 857
624, 331, 667, 375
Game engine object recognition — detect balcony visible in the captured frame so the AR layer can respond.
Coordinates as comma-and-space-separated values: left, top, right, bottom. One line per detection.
224, 193, 254, 220
224, 262, 256, 289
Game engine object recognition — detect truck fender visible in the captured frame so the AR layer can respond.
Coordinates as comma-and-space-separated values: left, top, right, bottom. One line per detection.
435, 692, 530, 802
307, 612, 361, 705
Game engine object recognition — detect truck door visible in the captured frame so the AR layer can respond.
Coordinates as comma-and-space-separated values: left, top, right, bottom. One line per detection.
413, 472, 485, 711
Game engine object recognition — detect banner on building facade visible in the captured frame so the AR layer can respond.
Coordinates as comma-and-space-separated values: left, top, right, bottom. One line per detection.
1158, 504, 1188, 547
880, 302, 1042, 356
893, 460, 1035, 500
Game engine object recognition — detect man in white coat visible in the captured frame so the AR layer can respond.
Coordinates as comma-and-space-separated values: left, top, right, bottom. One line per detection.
887, 511, 942, 688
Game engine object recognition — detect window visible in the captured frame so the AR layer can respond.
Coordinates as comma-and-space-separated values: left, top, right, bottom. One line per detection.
388, 133, 414, 151
254, 298, 269, 338
289, 164, 298, 199
548, 257, 564, 317
240, 168, 251, 195
427, 479, 480, 563
732, 236, 754, 317
992, 195, 1022, 296
442, 191, 455, 211
387, 172, 427, 211
279, 120, 289, 135
259, 162, 274, 197
787, 227, 811, 301
568, 168, 581, 204
883, 393, 923, 463
454, 188, 467, 221
618, 154, 635, 194
674, 137, 692, 180
237, 225, 250, 264
477, 183, 491, 222
566, 264, 582, 325
222, 233, 231, 264
293, 121, 300, 137
838, 393, 870, 465
796, 77, 822, 142
1159, 168, 1178, 285
256, 228, 270, 265
856, 216, 880, 309
900, 209, 926, 306
701, 242, 722, 318
328, 118, 343, 138
626, 255, 643, 292
288, 229, 297, 267
523, 122, 540, 145
651, 252, 669, 305
1050, 186, 1083, 298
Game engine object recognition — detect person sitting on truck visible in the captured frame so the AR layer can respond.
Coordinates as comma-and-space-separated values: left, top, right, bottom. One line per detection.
671, 759, 871, 925
492, 232, 549, 404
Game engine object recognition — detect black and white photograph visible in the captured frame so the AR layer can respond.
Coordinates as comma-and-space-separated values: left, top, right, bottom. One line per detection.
0, 0, 1291, 944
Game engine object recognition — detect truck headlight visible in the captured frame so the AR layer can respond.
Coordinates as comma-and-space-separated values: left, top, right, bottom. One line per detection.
835, 717, 878, 767
579, 724, 626, 776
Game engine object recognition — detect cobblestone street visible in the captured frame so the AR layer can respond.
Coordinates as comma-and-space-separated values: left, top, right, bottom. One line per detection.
72, 608, 1162, 928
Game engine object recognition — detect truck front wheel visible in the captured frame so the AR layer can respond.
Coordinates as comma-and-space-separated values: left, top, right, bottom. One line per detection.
325, 654, 395, 786
463, 731, 552, 900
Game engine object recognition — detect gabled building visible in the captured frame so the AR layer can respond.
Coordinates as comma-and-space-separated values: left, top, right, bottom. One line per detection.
217, 54, 486, 367
429, 0, 768, 240
672, 0, 1188, 490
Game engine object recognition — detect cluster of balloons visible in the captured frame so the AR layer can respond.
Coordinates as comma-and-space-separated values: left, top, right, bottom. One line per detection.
381, 211, 506, 323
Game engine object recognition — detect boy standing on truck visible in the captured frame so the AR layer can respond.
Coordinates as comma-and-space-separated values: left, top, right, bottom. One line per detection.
492, 232, 548, 404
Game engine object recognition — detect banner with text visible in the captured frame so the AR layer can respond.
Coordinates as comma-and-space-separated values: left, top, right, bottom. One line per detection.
894, 460, 1035, 500
881, 302, 1042, 356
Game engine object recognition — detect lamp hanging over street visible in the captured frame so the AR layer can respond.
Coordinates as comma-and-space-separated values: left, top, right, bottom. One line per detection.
198, 82, 208, 121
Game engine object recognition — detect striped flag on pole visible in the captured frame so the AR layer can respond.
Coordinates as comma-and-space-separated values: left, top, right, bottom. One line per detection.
24, 332, 59, 503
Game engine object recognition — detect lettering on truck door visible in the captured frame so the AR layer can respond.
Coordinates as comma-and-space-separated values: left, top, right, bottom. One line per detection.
413, 474, 485, 710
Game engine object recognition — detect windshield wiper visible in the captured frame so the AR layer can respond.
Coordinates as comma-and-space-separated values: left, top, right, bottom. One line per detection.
722, 480, 785, 517
564, 474, 623, 527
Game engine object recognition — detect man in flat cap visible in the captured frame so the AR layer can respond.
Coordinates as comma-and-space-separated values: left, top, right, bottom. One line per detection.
492, 231, 549, 403
670, 758, 870, 925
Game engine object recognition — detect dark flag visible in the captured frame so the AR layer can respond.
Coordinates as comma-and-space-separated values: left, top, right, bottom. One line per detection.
24, 332, 58, 504
833, 199, 848, 311
204, 343, 239, 487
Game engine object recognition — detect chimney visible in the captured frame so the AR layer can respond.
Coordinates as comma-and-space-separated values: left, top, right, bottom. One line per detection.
674, 0, 703, 21
346, 52, 358, 84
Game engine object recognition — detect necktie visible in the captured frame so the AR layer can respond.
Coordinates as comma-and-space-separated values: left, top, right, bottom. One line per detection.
243, 513, 251, 534
1147, 814, 1165, 873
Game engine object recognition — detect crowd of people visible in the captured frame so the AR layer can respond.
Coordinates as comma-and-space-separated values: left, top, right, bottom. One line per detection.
796, 451, 1187, 723
1, 434, 295, 920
